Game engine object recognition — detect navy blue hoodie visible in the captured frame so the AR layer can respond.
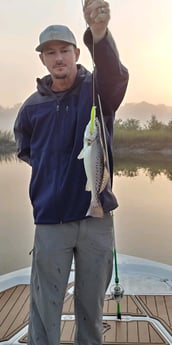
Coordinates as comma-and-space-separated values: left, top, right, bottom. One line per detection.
14, 29, 129, 224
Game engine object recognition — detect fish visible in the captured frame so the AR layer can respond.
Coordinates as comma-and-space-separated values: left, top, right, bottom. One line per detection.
78, 106, 110, 217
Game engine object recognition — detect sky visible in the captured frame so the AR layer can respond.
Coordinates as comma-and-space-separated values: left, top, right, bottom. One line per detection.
0, 0, 172, 108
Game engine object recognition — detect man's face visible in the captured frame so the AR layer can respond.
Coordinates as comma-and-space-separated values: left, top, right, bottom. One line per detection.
40, 41, 80, 81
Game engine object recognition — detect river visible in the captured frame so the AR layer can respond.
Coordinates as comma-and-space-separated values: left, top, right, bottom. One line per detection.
0, 156, 172, 274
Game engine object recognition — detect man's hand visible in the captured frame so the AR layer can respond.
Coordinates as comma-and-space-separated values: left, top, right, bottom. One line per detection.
83, 0, 110, 43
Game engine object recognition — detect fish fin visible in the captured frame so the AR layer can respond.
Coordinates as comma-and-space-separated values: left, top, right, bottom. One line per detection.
77, 149, 84, 159
85, 181, 91, 191
86, 202, 104, 218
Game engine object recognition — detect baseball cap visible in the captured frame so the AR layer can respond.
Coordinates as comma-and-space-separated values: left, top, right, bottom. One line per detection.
35, 25, 77, 52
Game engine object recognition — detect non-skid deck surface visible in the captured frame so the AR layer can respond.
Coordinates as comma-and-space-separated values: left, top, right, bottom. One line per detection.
20, 320, 168, 345
60, 320, 169, 344
20, 320, 168, 344
63, 294, 145, 316
0, 283, 73, 342
0, 285, 30, 341
0, 284, 171, 344
136, 295, 172, 336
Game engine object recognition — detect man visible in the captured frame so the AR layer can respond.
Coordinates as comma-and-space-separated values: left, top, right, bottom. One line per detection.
14, 1, 129, 344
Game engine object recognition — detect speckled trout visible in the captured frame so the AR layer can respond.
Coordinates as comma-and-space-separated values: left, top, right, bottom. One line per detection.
78, 106, 109, 217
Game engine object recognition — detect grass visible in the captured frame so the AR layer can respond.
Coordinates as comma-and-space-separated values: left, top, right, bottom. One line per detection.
1, 116, 172, 156
0, 130, 16, 154
114, 124, 172, 152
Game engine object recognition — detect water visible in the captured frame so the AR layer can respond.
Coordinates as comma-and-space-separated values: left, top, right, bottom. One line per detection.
0, 156, 172, 275
0, 159, 34, 275
114, 171, 172, 265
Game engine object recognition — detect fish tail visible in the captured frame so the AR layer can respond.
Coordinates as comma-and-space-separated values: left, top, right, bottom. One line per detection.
86, 202, 104, 218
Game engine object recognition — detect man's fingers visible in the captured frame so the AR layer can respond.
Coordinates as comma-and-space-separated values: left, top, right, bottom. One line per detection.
85, 2, 109, 21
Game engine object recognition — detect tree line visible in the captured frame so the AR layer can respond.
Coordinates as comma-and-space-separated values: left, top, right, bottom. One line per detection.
114, 115, 172, 151
1, 115, 172, 154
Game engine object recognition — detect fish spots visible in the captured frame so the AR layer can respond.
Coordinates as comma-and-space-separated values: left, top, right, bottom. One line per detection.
78, 117, 109, 218
87, 138, 92, 146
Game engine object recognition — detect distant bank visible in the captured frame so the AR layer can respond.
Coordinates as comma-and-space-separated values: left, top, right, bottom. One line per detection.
0, 101, 172, 132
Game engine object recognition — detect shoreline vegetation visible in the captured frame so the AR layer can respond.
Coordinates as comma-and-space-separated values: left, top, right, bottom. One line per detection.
1, 116, 172, 157
113, 115, 172, 157
0, 131, 16, 155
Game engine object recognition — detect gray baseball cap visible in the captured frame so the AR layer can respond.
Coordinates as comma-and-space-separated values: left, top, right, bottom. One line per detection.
35, 25, 77, 52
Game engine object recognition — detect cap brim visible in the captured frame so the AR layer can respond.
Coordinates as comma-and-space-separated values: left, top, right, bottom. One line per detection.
35, 39, 76, 52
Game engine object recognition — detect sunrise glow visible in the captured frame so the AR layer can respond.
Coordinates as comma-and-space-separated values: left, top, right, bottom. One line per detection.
0, 0, 172, 107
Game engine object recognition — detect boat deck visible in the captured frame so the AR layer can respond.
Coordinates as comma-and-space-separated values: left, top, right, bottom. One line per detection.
0, 284, 172, 344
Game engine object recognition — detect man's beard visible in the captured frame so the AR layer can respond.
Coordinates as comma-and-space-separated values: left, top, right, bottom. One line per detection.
54, 73, 67, 80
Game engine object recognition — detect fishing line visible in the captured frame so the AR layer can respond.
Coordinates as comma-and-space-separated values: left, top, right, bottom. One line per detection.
98, 95, 124, 320
81, 0, 124, 320
81, 0, 96, 110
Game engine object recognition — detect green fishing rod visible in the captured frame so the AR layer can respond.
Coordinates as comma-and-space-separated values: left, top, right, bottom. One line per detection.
98, 95, 124, 320
112, 243, 124, 319
81, 0, 124, 320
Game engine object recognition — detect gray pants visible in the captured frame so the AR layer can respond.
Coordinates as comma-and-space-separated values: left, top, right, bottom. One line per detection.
28, 214, 114, 345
